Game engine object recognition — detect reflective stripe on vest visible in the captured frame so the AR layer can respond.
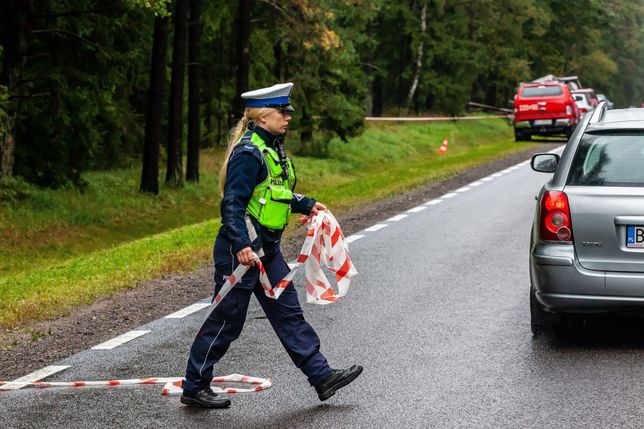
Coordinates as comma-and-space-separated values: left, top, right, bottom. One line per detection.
241, 131, 296, 229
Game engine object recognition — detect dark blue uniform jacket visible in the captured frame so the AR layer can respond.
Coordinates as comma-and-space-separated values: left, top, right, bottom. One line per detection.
218, 124, 316, 256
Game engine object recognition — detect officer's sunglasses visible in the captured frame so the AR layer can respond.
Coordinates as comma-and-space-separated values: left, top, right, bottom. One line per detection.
276, 109, 292, 117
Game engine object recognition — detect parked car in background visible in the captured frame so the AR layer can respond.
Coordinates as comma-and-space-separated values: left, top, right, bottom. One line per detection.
513, 82, 580, 141
529, 103, 644, 335
573, 93, 594, 116
572, 88, 599, 108
596, 93, 614, 109
532, 74, 582, 91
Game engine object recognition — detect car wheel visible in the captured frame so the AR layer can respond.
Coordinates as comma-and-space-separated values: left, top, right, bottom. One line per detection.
530, 288, 562, 336
515, 129, 529, 142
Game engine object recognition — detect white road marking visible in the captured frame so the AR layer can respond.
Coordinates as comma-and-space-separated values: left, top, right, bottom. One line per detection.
0, 365, 70, 391
442, 193, 458, 199
425, 199, 443, 205
164, 303, 210, 319
455, 186, 471, 193
407, 206, 426, 213
346, 234, 364, 243
91, 330, 150, 350
387, 214, 408, 221
468, 181, 483, 187
481, 177, 494, 182
491, 172, 504, 178
364, 224, 388, 232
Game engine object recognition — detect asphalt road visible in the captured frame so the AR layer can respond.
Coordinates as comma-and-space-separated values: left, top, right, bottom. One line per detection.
4, 148, 644, 428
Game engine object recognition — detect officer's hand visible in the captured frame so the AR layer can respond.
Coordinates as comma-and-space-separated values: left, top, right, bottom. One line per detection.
236, 247, 257, 267
311, 202, 327, 214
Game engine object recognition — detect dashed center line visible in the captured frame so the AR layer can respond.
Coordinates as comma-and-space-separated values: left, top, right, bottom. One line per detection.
387, 214, 408, 221
346, 234, 365, 243
364, 224, 388, 232
0, 365, 70, 391
425, 199, 443, 205
407, 206, 426, 213
91, 330, 150, 350
165, 303, 210, 319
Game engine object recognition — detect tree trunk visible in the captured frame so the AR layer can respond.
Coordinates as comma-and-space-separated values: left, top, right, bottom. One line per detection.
300, 104, 313, 153
186, 0, 202, 182
273, 41, 282, 81
232, 0, 252, 118
140, 16, 169, 194
0, 0, 32, 178
405, 3, 427, 112
165, 0, 189, 187
364, 19, 375, 116
373, 75, 383, 117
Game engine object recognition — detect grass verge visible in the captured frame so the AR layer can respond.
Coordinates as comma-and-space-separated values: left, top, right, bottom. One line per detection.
0, 119, 540, 328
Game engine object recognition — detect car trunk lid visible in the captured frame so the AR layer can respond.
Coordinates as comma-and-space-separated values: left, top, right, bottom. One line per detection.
567, 187, 644, 272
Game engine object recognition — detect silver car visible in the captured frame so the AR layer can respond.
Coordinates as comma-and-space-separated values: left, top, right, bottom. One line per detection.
530, 103, 644, 334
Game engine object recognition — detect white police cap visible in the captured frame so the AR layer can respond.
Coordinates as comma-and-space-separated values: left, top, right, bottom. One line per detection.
241, 82, 295, 111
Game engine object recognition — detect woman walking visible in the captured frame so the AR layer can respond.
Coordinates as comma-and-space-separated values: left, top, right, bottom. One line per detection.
181, 83, 362, 408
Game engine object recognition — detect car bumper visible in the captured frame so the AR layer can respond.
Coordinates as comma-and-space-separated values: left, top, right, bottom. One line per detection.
530, 242, 644, 313
515, 118, 572, 127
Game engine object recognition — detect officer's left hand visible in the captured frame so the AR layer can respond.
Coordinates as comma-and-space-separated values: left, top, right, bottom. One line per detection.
311, 202, 327, 214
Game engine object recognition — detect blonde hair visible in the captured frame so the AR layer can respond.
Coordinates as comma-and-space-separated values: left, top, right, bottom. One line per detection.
219, 107, 275, 194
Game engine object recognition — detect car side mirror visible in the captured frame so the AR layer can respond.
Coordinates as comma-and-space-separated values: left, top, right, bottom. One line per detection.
531, 153, 560, 172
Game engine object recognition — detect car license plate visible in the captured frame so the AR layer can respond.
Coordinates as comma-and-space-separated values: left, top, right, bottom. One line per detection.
626, 226, 644, 248
533, 119, 552, 126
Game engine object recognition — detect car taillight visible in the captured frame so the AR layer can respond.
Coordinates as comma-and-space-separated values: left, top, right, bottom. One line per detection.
566, 105, 572, 115
540, 191, 573, 242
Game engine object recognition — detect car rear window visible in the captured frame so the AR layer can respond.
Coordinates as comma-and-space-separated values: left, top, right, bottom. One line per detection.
568, 133, 644, 186
520, 86, 564, 98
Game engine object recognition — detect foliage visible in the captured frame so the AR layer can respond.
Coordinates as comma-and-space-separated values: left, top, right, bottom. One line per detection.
0, 176, 31, 203
1, 0, 644, 186
124, 0, 173, 16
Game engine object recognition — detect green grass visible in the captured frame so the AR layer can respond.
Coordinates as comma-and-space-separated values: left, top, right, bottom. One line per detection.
0, 119, 540, 329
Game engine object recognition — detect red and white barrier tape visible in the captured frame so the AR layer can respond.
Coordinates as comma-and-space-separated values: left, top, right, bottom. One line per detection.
209, 211, 357, 316
0, 374, 272, 396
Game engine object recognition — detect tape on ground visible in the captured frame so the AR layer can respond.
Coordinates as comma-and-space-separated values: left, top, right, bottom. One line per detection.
0, 373, 272, 396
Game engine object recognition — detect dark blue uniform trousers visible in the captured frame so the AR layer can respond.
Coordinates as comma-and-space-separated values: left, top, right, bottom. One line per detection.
183, 237, 332, 393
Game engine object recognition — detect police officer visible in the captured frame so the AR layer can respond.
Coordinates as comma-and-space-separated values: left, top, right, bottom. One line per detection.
181, 83, 363, 408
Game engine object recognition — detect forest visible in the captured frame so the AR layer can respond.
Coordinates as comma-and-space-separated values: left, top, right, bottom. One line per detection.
1, 0, 643, 191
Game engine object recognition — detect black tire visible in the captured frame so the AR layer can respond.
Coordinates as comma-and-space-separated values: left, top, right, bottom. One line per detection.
514, 129, 530, 142
530, 288, 562, 336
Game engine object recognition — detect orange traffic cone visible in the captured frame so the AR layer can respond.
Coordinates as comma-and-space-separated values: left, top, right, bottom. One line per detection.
438, 136, 449, 154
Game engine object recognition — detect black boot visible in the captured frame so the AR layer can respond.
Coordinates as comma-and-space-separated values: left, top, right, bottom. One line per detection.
315, 365, 363, 401
180, 387, 231, 408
